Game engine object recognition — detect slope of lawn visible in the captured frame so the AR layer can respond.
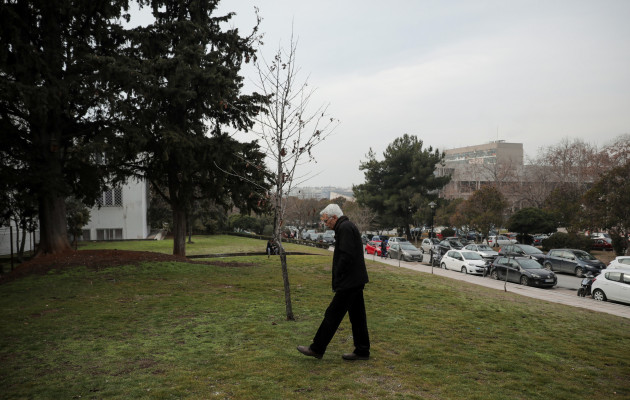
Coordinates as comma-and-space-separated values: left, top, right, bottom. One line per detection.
0, 237, 628, 399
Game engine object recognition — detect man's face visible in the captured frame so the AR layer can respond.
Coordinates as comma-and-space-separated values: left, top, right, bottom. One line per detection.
321, 213, 338, 230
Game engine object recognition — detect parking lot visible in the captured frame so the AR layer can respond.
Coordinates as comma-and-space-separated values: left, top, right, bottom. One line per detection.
361, 250, 630, 320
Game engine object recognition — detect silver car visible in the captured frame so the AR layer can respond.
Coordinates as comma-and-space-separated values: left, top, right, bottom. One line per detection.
387, 242, 423, 262
420, 238, 440, 254
464, 243, 499, 262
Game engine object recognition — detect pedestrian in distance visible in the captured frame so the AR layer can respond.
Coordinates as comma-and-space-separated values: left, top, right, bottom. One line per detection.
297, 204, 370, 361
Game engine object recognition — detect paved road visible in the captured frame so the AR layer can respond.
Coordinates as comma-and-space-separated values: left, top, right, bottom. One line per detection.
362, 251, 630, 320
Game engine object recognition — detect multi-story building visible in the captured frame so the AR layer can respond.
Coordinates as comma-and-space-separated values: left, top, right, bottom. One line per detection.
437, 141, 524, 200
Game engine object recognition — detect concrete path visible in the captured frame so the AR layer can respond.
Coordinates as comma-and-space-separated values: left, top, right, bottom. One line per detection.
364, 253, 630, 320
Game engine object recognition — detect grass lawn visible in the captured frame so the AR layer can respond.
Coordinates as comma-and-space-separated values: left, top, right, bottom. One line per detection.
0, 236, 628, 399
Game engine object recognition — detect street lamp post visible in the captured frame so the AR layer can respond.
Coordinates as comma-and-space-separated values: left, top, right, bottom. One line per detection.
428, 201, 436, 274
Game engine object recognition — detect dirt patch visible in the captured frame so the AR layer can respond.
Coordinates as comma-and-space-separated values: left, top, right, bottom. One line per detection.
0, 249, 256, 284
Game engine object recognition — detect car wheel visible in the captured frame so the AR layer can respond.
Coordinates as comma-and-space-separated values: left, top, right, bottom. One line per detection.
461, 266, 467, 274
592, 289, 607, 302
520, 275, 529, 286
543, 262, 553, 271
575, 267, 584, 278
577, 288, 585, 297
420, 248, 425, 254
441, 262, 447, 270
490, 270, 499, 280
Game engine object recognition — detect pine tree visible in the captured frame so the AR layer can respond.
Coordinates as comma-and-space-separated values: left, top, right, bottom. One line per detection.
117, 0, 271, 256
0, 0, 132, 254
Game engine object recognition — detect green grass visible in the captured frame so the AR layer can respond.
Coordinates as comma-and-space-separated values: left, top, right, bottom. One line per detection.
77, 234, 330, 256
1, 236, 629, 399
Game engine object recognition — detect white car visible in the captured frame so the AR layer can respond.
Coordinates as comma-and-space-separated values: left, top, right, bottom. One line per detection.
440, 250, 487, 275
420, 238, 440, 254
591, 269, 630, 304
388, 236, 408, 244
608, 256, 630, 271
464, 243, 499, 262
488, 235, 517, 247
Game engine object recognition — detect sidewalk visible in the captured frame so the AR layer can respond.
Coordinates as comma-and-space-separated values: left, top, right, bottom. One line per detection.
366, 253, 630, 320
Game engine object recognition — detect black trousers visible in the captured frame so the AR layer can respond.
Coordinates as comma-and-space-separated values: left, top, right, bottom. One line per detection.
310, 285, 370, 356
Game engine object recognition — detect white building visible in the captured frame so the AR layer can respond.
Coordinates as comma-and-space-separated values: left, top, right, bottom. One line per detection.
82, 178, 150, 240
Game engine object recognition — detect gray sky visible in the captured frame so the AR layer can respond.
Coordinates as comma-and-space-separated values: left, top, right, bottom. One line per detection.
131, 0, 630, 188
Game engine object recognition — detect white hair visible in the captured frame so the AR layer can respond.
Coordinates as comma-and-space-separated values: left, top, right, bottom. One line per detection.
320, 203, 343, 218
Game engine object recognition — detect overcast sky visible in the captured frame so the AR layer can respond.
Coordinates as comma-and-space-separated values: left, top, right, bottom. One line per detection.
131, 0, 630, 188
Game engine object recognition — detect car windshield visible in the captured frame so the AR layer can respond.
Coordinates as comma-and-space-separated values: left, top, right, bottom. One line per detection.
448, 239, 463, 247
520, 245, 543, 254
431, 238, 440, 244
400, 243, 418, 250
518, 259, 544, 269
462, 251, 483, 260
575, 251, 596, 261
477, 244, 493, 251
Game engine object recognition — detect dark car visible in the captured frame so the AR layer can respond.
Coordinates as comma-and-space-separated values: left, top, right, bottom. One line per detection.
591, 238, 613, 251
438, 238, 465, 252
499, 244, 545, 264
387, 241, 423, 262
543, 249, 606, 277
490, 256, 557, 287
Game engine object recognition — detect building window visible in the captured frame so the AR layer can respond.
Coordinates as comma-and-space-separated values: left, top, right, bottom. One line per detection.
96, 228, 123, 240
97, 187, 123, 207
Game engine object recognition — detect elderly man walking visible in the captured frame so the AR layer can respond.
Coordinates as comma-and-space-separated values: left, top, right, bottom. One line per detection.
297, 204, 370, 360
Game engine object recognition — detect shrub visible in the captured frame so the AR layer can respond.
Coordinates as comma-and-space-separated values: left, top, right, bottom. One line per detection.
610, 232, 628, 256
541, 232, 592, 252
441, 227, 455, 238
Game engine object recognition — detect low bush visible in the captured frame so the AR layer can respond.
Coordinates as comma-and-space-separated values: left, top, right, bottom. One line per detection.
541, 232, 592, 252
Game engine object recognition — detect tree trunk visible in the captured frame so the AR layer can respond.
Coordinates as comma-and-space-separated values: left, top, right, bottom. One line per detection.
37, 194, 72, 255
279, 247, 294, 320
172, 205, 187, 257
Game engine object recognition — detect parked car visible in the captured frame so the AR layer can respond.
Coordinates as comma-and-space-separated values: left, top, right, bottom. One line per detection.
543, 249, 606, 277
532, 235, 548, 246
463, 243, 499, 262
440, 249, 487, 275
387, 236, 408, 244
499, 244, 545, 264
591, 238, 613, 251
371, 235, 389, 243
420, 238, 440, 254
387, 242, 422, 262
608, 256, 630, 270
438, 238, 465, 252
487, 235, 517, 247
318, 233, 335, 245
364, 241, 384, 256
591, 269, 630, 304
490, 256, 557, 287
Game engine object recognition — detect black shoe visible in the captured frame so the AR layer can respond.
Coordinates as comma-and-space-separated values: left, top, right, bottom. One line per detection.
342, 352, 369, 361
297, 345, 323, 359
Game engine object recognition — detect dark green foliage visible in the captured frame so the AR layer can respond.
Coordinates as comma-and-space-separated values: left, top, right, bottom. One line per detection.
582, 161, 630, 255
459, 185, 508, 241
610, 232, 628, 256
65, 197, 90, 249
353, 134, 450, 237
0, 0, 132, 253
441, 227, 455, 237
541, 232, 592, 252
507, 207, 558, 237
116, 0, 271, 255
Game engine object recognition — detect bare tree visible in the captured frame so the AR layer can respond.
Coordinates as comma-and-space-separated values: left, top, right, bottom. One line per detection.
251, 34, 339, 320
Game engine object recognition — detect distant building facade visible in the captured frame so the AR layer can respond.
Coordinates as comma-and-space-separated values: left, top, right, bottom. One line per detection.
81, 178, 150, 241
437, 141, 524, 200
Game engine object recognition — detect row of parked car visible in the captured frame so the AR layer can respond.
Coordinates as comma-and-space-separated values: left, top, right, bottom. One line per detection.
363, 235, 630, 305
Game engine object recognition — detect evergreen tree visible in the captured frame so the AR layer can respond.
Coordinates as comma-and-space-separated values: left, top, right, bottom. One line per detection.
117, 0, 270, 256
353, 134, 450, 238
0, 0, 131, 254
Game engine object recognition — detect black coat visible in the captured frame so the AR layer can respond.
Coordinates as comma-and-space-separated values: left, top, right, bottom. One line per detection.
332, 216, 369, 291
